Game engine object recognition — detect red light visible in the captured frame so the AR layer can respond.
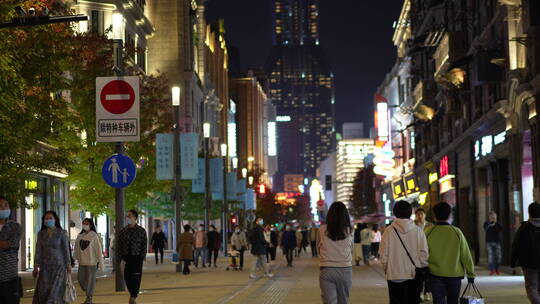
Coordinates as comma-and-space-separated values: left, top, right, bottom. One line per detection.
231, 217, 237, 224
258, 184, 266, 195
440, 155, 449, 178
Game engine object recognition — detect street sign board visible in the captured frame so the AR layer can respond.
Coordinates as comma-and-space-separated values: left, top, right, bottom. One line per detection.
96, 76, 140, 142
102, 154, 137, 188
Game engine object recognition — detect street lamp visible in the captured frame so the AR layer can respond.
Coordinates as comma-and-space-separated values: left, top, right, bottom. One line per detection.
112, 11, 125, 292
248, 176, 254, 186
232, 157, 238, 170
241, 168, 248, 179
171, 85, 182, 273
203, 122, 211, 231
220, 143, 228, 256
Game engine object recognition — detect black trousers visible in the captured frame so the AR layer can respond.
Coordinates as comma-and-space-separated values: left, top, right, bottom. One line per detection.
0, 277, 21, 304
238, 249, 245, 268
154, 247, 164, 264
124, 256, 144, 298
310, 241, 317, 257
387, 280, 421, 304
208, 248, 219, 265
284, 248, 294, 266
266, 246, 277, 262
182, 260, 191, 274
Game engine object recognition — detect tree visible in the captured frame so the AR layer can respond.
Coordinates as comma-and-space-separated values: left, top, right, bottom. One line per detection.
349, 165, 377, 218
0, 0, 77, 206
255, 191, 280, 225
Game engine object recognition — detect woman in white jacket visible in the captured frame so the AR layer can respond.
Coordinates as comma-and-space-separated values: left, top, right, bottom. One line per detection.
74, 218, 104, 304
379, 201, 428, 304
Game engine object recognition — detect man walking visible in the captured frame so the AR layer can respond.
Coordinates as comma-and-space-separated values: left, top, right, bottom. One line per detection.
281, 224, 297, 267
309, 223, 319, 257
249, 218, 273, 279
117, 210, 147, 304
194, 224, 208, 268
0, 196, 21, 304
511, 202, 540, 304
414, 208, 433, 230
150, 225, 167, 264
379, 200, 428, 304
426, 202, 475, 304
231, 226, 249, 270
484, 211, 503, 275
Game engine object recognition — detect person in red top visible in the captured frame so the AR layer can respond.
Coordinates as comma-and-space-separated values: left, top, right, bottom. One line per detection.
194, 224, 208, 268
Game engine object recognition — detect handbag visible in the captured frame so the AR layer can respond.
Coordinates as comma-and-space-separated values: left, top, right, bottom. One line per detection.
460, 282, 485, 304
393, 228, 429, 282
63, 275, 77, 303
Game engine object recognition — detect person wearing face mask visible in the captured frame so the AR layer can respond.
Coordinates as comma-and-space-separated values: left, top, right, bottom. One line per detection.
193, 224, 208, 268
33, 210, 72, 304
117, 210, 147, 304
74, 218, 104, 304
150, 225, 167, 265
0, 196, 21, 304
230, 226, 248, 270
281, 224, 297, 267
249, 218, 273, 278
207, 225, 221, 268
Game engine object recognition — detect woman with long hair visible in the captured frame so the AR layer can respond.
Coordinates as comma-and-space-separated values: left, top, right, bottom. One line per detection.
32, 210, 72, 303
74, 218, 104, 304
318, 202, 353, 304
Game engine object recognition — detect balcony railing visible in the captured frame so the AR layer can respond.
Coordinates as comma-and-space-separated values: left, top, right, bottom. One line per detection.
433, 32, 467, 77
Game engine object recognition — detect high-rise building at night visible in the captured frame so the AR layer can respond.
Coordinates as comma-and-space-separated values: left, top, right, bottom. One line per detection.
266, 0, 335, 191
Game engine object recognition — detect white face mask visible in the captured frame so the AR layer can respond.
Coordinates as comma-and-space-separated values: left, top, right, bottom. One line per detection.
235, 229, 240, 233
82, 224, 90, 231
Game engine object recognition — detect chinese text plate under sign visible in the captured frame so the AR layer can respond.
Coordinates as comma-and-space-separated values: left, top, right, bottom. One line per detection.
96, 76, 140, 142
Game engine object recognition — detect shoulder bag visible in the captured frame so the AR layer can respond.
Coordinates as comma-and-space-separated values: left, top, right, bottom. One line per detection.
393, 227, 429, 282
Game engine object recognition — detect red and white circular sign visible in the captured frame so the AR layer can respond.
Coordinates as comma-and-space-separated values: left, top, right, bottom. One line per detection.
100, 80, 136, 114
317, 200, 325, 207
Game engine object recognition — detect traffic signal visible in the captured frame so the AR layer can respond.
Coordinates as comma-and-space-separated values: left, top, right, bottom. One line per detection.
231, 216, 238, 225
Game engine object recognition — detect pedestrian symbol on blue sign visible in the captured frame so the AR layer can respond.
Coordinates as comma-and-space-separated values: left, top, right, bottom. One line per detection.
102, 154, 136, 188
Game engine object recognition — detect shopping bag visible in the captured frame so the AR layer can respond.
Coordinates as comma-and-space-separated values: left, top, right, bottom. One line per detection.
172, 252, 179, 264
63, 275, 77, 303
459, 282, 484, 304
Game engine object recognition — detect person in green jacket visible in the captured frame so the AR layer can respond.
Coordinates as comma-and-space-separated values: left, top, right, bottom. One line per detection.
425, 202, 475, 304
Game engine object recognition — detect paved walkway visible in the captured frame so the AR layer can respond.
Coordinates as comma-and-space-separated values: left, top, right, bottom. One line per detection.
20, 253, 529, 303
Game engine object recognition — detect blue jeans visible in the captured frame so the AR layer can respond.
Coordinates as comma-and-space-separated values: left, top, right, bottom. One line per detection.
430, 275, 462, 304
361, 245, 371, 265
487, 242, 501, 271
194, 248, 207, 266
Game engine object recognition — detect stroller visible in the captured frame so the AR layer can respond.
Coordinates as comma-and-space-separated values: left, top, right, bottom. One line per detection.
226, 250, 241, 271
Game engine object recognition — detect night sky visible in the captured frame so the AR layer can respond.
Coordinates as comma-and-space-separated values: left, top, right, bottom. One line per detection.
206, 0, 403, 136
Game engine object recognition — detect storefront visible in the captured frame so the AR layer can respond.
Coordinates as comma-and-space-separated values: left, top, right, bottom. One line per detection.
20, 172, 69, 270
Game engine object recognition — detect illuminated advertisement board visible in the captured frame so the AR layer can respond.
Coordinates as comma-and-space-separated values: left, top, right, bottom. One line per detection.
392, 179, 406, 199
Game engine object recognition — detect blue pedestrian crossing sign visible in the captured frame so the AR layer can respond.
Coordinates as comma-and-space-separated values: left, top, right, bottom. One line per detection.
102, 154, 137, 188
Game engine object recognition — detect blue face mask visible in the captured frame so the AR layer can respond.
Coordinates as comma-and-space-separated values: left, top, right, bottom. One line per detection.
0, 210, 10, 219
127, 218, 136, 226
45, 219, 56, 228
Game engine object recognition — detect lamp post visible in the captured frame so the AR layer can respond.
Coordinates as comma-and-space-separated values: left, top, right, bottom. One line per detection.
220, 143, 228, 256
241, 168, 247, 228
112, 12, 125, 292
172, 86, 183, 273
203, 123, 211, 231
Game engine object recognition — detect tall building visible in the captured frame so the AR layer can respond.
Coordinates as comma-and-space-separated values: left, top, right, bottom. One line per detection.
266, 0, 335, 191
335, 139, 374, 206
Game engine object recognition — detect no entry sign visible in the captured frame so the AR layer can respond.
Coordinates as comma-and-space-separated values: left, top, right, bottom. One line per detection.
96, 76, 140, 142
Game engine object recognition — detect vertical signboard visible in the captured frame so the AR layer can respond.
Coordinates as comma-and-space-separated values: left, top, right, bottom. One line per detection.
227, 173, 237, 201
192, 158, 205, 193
246, 189, 256, 210
180, 133, 199, 179
156, 133, 174, 180
210, 158, 223, 199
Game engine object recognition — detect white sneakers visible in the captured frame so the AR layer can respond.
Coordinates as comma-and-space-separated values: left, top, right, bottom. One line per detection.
250, 273, 274, 279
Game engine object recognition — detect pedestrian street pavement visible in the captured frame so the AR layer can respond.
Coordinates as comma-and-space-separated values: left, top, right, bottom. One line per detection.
19, 252, 529, 303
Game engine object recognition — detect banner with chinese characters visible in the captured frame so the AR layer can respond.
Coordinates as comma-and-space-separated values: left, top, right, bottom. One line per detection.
246, 188, 256, 210
237, 179, 247, 194
227, 173, 237, 201
210, 158, 224, 198
192, 158, 205, 193
180, 133, 199, 179
156, 134, 173, 180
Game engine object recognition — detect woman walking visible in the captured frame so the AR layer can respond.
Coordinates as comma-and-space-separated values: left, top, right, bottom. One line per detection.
353, 224, 362, 266
32, 211, 72, 304
281, 224, 297, 267
207, 225, 221, 267
370, 224, 381, 260
318, 202, 353, 304
74, 218, 104, 304
178, 224, 195, 275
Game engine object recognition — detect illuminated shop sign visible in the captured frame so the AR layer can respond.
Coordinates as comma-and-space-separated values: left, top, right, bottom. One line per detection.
418, 192, 428, 205
428, 172, 438, 184
276, 115, 291, 122
267, 122, 277, 156
373, 147, 396, 178
392, 179, 406, 199
439, 174, 455, 194
376, 102, 389, 141
439, 155, 449, 178
404, 173, 420, 195
474, 131, 506, 160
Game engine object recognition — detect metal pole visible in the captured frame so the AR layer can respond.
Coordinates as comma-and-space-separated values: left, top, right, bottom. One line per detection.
112, 38, 126, 292
204, 138, 211, 230
222, 156, 228, 256
173, 104, 183, 272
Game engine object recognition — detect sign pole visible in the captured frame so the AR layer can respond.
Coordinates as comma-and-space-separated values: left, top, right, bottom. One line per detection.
113, 38, 126, 292
204, 138, 211, 232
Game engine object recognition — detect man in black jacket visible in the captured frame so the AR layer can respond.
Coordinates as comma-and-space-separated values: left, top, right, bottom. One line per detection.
249, 218, 273, 279
511, 202, 540, 304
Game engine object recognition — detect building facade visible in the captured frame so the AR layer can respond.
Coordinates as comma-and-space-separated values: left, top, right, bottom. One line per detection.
266, 0, 335, 190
